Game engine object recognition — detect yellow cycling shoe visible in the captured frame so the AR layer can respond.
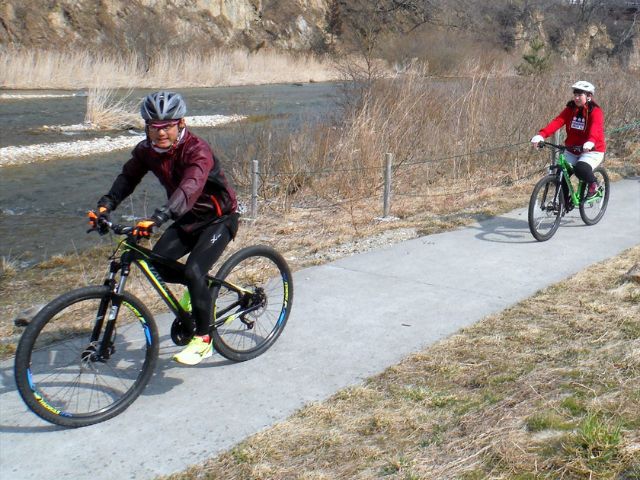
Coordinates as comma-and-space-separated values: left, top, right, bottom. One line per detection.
173, 335, 213, 365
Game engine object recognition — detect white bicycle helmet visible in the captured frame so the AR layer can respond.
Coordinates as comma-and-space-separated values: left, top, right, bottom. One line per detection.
571, 80, 595, 94
140, 91, 187, 121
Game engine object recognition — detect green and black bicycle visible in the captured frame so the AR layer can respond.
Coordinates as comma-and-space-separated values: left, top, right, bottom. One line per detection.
528, 141, 610, 242
14, 217, 293, 428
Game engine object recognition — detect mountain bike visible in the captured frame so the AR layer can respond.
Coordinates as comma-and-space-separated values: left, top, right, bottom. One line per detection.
14, 218, 293, 428
528, 141, 609, 242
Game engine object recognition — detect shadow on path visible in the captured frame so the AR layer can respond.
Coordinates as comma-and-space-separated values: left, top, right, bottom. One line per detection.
471, 212, 589, 244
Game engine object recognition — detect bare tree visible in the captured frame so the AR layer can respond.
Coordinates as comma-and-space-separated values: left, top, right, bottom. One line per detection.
325, 0, 343, 49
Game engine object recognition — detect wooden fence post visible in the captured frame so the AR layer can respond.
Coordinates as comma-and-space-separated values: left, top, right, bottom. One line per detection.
251, 159, 259, 219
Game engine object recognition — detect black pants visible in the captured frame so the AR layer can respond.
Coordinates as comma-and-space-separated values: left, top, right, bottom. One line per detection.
152, 217, 237, 336
562, 161, 597, 203
573, 161, 597, 184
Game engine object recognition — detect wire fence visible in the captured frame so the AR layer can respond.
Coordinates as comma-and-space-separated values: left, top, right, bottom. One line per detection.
243, 120, 639, 219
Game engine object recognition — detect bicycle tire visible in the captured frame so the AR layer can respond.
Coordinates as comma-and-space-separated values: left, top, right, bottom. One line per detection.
528, 175, 564, 242
210, 245, 293, 362
14, 286, 158, 428
579, 167, 610, 226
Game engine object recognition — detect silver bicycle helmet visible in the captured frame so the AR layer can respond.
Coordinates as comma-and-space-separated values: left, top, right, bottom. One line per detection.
140, 91, 187, 121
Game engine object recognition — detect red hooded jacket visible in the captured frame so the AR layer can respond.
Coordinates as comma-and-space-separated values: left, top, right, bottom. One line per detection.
539, 100, 606, 153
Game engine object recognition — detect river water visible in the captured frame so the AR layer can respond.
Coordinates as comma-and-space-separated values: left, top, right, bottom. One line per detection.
0, 83, 343, 265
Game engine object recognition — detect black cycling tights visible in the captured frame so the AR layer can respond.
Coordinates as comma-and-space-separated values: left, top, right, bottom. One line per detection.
573, 161, 597, 184
152, 220, 234, 336
563, 161, 597, 200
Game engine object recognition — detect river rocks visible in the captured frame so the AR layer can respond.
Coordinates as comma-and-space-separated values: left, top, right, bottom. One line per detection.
0, 114, 245, 166
13, 304, 46, 327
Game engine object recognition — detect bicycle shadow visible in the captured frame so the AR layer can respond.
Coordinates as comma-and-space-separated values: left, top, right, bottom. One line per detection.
0, 333, 234, 432
471, 212, 587, 244
142, 333, 235, 396
0, 362, 62, 433
470, 214, 536, 243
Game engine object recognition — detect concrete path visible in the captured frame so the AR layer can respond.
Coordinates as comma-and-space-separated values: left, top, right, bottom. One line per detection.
1, 178, 638, 480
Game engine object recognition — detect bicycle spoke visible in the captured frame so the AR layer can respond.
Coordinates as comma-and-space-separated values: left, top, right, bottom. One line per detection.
15, 287, 158, 427
529, 175, 563, 241
580, 167, 609, 226
210, 246, 292, 362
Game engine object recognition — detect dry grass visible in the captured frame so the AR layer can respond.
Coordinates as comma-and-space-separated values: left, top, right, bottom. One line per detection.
159, 245, 640, 480
227, 67, 640, 219
84, 86, 140, 130
0, 48, 339, 89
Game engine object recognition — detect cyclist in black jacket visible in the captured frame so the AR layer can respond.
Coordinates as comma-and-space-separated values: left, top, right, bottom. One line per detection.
95, 91, 238, 365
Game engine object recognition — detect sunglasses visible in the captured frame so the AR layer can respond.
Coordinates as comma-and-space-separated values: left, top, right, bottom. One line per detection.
148, 120, 180, 131
573, 90, 588, 96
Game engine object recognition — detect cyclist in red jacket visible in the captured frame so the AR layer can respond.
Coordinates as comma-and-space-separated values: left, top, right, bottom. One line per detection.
531, 80, 606, 200
93, 91, 239, 365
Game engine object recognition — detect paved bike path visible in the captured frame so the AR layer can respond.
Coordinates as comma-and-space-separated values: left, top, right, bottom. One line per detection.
1, 178, 638, 480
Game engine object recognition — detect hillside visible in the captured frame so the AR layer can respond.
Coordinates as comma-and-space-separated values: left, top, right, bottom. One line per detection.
1, 0, 639, 72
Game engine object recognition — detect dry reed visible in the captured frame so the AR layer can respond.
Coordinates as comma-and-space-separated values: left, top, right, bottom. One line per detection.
227, 66, 639, 220
0, 48, 339, 89
84, 87, 140, 129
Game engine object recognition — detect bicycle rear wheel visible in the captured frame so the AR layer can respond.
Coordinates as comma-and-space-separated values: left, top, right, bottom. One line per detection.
209, 245, 293, 362
14, 286, 158, 427
528, 175, 564, 242
580, 167, 610, 226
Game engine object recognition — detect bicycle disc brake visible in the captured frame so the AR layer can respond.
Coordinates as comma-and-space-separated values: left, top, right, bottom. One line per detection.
80, 341, 114, 369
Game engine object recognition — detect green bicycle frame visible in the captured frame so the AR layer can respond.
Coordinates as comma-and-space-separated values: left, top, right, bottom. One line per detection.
555, 153, 585, 207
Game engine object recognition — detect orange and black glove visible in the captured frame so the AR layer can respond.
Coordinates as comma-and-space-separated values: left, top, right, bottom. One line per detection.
133, 219, 156, 238
132, 207, 171, 238
87, 206, 111, 235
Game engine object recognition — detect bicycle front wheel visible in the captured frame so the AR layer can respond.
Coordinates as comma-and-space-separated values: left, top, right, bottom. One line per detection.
580, 167, 610, 226
14, 286, 158, 427
528, 175, 564, 242
210, 245, 293, 362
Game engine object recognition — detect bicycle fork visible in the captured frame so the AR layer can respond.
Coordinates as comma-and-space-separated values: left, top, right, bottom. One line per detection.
541, 169, 564, 212
87, 259, 131, 362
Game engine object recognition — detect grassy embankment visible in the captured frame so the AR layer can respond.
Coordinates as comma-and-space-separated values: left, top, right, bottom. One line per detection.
160, 245, 640, 479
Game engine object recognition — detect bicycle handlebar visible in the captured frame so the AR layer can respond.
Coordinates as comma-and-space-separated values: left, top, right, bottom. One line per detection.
105, 222, 135, 236
87, 216, 136, 237
536, 141, 583, 153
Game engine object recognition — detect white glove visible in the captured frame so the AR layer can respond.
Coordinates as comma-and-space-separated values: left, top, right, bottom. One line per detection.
583, 141, 595, 152
531, 134, 544, 146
